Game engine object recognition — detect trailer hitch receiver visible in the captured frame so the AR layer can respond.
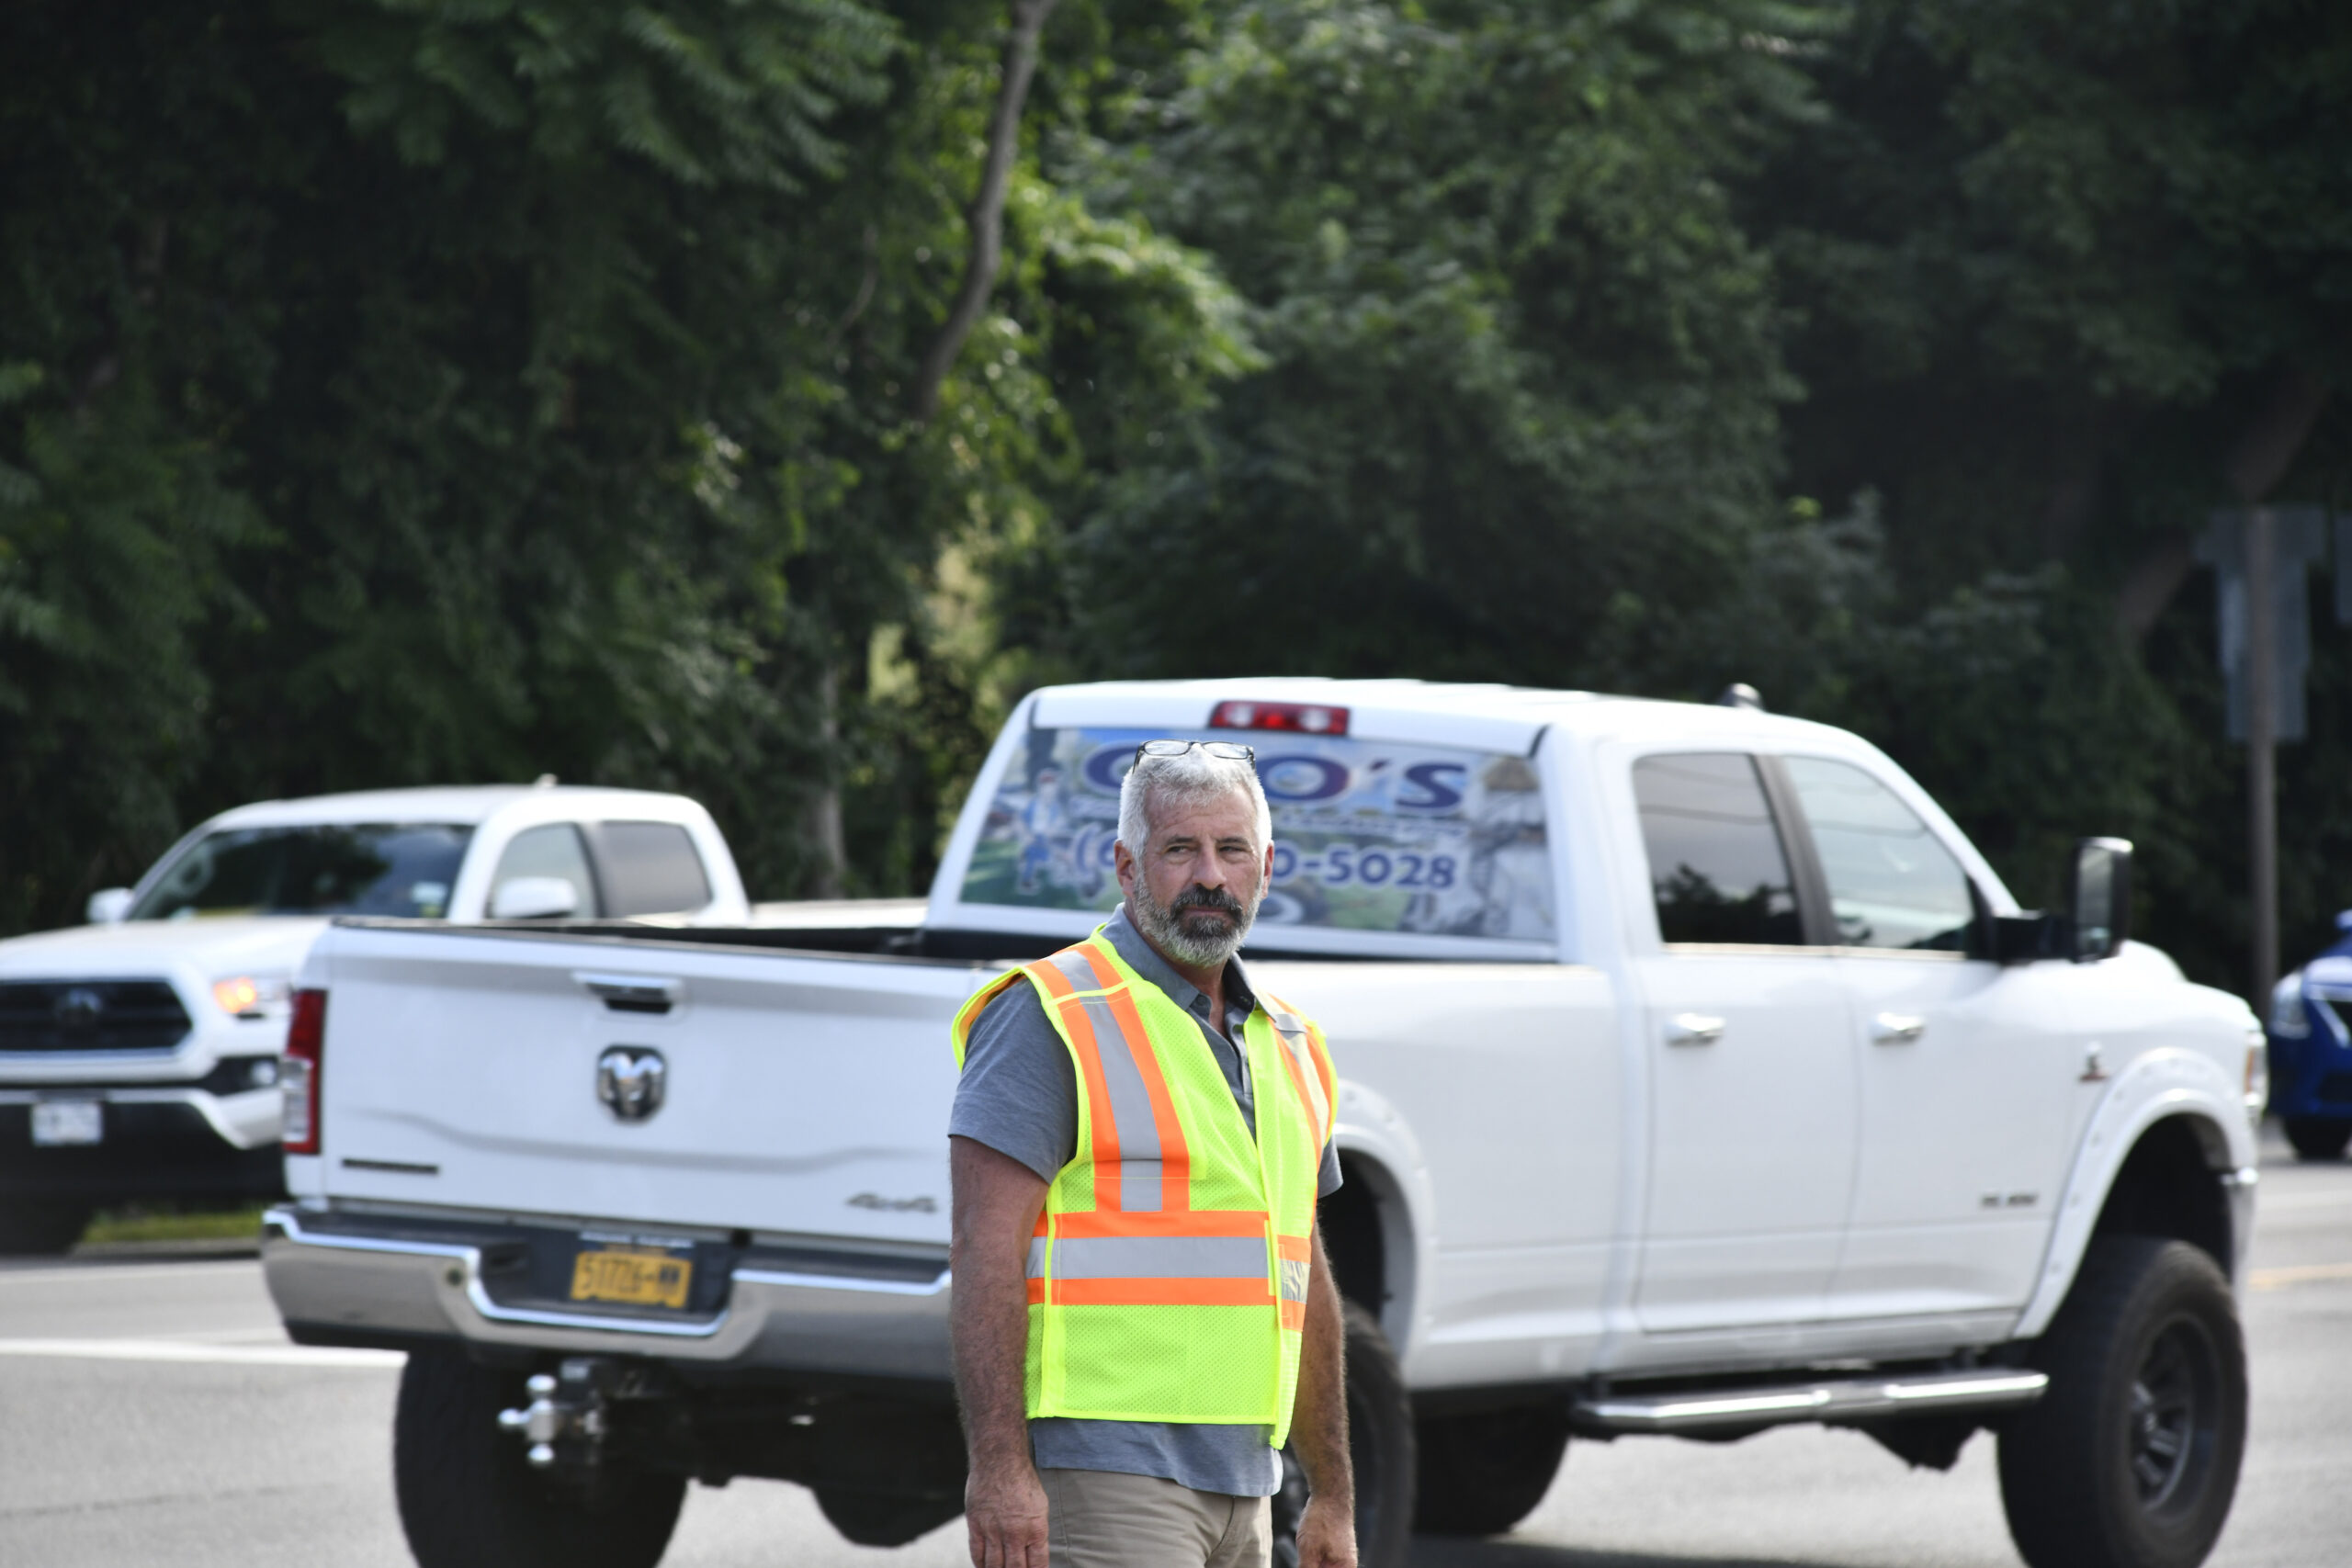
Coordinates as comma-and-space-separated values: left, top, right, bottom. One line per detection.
497, 1357, 613, 1469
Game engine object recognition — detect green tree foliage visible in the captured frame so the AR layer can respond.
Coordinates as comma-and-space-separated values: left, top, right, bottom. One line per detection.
1755, 0, 2352, 985
0, 0, 1240, 925
0, 359, 254, 929
8, 0, 2352, 1002
1012, 0, 2352, 992
1046, 0, 1825, 688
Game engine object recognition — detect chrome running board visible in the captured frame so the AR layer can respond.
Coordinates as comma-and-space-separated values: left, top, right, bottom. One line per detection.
1572, 1367, 2048, 1436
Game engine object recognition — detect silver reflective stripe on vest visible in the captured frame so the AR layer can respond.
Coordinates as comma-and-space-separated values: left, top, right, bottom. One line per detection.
1277, 1255, 1310, 1304
1269, 1010, 1329, 1135
1046, 948, 1166, 1213
1034, 1234, 1270, 1281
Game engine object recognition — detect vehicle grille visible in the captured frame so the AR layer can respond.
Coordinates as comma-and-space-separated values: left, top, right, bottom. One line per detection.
0, 980, 193, 1053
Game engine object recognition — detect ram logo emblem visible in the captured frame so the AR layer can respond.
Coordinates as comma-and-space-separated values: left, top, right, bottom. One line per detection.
596, 1046, 667, 1122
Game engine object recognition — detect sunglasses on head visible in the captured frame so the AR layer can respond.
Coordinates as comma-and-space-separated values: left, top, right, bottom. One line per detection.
1134, 739, 1256, 763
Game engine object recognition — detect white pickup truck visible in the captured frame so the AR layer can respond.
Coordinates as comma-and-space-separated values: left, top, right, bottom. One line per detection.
261, 679, 2266, 1568
0, 784, 746, 1253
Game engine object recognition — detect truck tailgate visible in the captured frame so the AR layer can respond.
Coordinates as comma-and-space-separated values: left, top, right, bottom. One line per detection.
311, 925, 981, 1245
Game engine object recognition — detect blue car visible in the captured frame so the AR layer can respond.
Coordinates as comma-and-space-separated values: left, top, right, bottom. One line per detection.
2269, 914, 2352, 1159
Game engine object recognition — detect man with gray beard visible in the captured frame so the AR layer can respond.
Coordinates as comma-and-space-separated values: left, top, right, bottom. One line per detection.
948, 741, 1354, 1568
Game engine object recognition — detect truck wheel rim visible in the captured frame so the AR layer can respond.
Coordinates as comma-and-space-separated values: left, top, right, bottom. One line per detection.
2129, 1315, 2218, 1516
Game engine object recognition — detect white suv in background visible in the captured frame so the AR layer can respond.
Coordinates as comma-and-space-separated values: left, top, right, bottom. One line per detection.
0, 784, 748, 1252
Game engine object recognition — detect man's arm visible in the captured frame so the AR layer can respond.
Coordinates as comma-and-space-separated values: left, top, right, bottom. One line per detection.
1290, 1224, 1358, 1568
950, 1134, 1052, 1568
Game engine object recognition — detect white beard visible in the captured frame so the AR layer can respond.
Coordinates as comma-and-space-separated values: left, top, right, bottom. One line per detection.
1129, 873, 1260, 968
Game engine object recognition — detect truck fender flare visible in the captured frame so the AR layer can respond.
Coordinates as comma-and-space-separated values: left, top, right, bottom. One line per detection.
1329, 1077, 1437, 1359
2011, 1047, 2257, 1339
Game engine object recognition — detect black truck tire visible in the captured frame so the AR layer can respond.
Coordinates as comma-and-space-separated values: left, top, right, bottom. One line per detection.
1411, 1404, 1570, 1536
813, 1486, 964, 1547
1274, 1301, 1417, 1568
0, 1198, 92, 1255
1997, 1236, 2246, 1568
2282, 1116, 2352, 1161
393, 1350, 687, 1568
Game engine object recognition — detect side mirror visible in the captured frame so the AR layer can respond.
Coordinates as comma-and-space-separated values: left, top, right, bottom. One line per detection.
85, 887, 133, 924
489, 876, 581, 920
2064, 838, 2132, 963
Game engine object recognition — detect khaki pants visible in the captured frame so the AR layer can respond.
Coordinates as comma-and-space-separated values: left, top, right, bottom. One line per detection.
1038, 1467, 1272, 1568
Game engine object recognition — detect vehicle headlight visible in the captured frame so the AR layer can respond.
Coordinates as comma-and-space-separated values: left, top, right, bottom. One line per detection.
2268, 972, 2309, 1038
211, 975, 291, 1019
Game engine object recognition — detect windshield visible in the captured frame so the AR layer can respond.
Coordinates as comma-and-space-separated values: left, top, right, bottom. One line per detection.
959, 727, 1554, 942
130, 824, 473, 919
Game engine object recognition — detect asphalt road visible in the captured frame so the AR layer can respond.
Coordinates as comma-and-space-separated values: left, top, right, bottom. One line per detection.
3, 1129, 2345, 1568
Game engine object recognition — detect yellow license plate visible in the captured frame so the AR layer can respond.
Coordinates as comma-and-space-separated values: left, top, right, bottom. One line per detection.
569, 1247, 693, 1310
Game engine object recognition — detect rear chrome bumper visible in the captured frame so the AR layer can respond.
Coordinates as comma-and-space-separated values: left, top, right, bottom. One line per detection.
260, 1206, 953, 1379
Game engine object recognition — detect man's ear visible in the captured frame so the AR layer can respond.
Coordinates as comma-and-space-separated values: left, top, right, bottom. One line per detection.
1114, 838, 1138, 900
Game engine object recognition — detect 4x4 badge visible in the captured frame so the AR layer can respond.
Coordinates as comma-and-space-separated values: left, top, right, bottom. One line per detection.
596, 1046, 666, 1122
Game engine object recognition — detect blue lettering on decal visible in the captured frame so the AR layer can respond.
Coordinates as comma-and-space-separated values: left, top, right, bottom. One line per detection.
1081, 746, 1133, 795
1259, 756, 1350, 803
1398, 761, 1466, 811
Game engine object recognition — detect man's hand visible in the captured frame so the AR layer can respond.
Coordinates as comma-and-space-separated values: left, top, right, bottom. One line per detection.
964, 1453, 1049, 1568
950, 1134, 1053, 1568
1293, 1491, 1359, 1568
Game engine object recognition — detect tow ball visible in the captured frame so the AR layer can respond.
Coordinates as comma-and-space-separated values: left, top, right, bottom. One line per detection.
497, 1357, 613, 1469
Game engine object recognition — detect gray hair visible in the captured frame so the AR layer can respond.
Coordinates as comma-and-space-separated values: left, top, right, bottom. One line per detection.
1119, 745, 1272, 857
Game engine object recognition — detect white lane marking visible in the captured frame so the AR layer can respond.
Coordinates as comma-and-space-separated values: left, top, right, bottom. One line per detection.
2249, 1261, 2352, 1292
0, 1260, 262, 1285
0, 1337, 400, 1368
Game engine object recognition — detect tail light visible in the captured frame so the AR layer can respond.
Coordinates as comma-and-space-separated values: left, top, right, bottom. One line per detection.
1208, 700, 1350, 736
281, 988, 327, 1155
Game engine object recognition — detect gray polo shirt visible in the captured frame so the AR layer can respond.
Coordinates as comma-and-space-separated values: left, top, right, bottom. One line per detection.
948, 906, 1342, 1497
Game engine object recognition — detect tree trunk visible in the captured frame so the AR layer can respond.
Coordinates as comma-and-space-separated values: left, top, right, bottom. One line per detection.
2114, 367, 2328, 643
804, 661, 847, 899
2245, 507, 2278, 1008
2115, 536, 2199, 645
907, 0, 1059, 424
2038, 400, 2123, 561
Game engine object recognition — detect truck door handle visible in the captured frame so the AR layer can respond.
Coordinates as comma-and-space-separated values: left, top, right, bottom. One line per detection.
1871, 1012, 1926, 1044
1665, 1013, 1724, 1046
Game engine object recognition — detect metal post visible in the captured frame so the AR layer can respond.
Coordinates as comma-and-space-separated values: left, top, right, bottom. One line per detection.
2246, 506, 2278, 1008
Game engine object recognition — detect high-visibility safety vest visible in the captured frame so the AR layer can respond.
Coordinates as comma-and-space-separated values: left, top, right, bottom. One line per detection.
950, 930, 1338, 1448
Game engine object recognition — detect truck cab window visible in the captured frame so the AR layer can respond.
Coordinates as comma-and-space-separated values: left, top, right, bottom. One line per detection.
1780, 757, 1973, 951
1633, 753, 1803, 945
129, 824, 471, 919
490, 825, 601, 919
589, 822, 712, 918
